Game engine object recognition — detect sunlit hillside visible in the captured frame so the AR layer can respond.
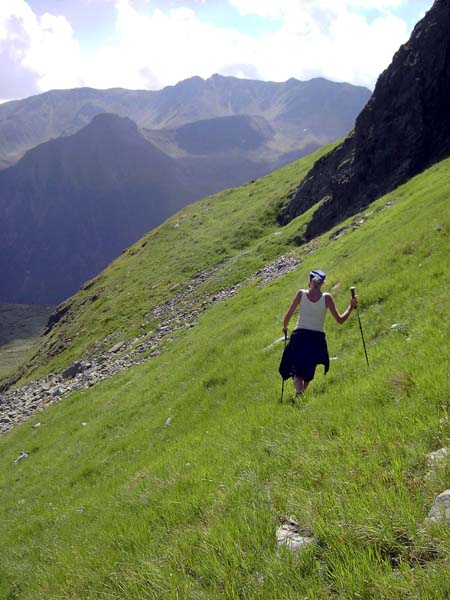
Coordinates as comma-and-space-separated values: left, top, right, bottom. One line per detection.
0, 148, 449, 598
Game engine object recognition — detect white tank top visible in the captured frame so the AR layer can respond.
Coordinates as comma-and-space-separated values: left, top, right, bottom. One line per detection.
296, 291, 327, 332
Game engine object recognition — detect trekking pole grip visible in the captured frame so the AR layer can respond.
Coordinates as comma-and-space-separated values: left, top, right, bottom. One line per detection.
350, 285, 358, 310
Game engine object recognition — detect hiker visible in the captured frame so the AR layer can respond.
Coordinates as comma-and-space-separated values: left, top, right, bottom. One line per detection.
279, 269, 357, 396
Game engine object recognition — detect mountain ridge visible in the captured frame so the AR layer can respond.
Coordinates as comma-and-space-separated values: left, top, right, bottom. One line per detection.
0, 75, 371, 169
0, 113, 195, 304
0, 77, 371, 304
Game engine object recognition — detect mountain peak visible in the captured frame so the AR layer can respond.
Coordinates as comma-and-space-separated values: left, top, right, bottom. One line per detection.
87, 112, 138, 134
174, 75, 205, 88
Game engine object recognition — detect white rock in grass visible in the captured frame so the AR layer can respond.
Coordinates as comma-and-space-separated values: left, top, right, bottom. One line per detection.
426, 448, 449, 479
165, 417, 172, 426
276, 522, 315, 552
390, 323, 408, 332
14, 451, 29, 463
426, 490, 450, 524
427, 448, 449, 468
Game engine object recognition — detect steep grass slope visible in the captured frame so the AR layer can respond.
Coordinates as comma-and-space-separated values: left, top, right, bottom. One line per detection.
10, 142, 337, 386
0, 155, 449, 598
0, 304, 54, 378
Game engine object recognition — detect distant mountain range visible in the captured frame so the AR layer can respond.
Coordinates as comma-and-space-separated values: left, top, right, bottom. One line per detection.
0, 75, 371, 303
0, 75, 370, 170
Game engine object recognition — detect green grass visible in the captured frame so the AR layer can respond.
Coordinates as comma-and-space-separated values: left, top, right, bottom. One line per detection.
10, 141, 337, 384
0, 303, 54, 378
0, 154, 449, 598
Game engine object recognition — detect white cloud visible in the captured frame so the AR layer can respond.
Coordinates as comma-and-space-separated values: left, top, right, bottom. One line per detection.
21, 13, 83, 90
0, 0, 33, 36
227, 0, 285, 20
80, 1, 259, 90
226, 0, 409, 87
0, 0, 414, 101
229, 0, 404, 18
0, 0, 83, 99
90, 0, 409, 91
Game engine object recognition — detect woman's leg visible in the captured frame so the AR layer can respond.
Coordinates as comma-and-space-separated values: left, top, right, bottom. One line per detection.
293, 375, 304, 394
301, 365, 315, 392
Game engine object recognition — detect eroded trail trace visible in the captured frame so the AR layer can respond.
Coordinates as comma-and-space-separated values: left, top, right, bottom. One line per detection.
0, 253, 302, 435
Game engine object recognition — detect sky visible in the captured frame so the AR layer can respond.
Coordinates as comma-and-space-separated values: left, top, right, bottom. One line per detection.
0, 0, 433, 103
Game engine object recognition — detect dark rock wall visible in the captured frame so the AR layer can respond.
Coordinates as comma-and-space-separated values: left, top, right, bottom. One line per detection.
279, 0, 450, 238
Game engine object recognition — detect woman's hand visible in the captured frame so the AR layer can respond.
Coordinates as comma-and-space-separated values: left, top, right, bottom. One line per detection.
350, 294, 358, 310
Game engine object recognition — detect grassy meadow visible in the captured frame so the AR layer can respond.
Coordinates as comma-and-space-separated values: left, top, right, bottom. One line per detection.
10, 141, 337, 384
0, 150, 449, 598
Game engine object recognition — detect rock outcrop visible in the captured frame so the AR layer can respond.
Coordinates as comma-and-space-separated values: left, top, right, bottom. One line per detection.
278, 0, 450, 238
426, 489, 450, 524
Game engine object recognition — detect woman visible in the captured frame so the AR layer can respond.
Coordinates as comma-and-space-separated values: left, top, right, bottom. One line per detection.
279, 269, 358, 397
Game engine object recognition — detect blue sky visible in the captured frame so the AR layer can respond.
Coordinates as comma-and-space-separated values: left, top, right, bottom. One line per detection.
0, 0, 433, 102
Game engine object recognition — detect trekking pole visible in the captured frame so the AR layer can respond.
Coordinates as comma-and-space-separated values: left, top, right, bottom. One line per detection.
280, 330, 288, 402
351, 286, 370, 367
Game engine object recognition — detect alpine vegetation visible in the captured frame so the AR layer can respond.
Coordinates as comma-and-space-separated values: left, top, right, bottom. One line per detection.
0, 142, 449, 600
0, 1, 449, 598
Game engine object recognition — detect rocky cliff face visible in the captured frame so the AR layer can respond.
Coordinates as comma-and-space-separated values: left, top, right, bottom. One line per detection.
278, 0, 450, 238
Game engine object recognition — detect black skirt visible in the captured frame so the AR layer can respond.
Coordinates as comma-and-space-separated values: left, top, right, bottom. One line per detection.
279, 328, 330, 382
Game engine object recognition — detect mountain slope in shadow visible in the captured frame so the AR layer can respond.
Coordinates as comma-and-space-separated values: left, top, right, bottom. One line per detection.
0, 113, 195, 304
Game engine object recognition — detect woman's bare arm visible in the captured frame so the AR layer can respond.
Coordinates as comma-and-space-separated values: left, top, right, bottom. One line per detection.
283, 290, 302, 332
325, 293, 357, 325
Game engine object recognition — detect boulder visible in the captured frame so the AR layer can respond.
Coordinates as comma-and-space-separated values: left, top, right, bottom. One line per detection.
426, 489, 450, 524
61, 360, 88, 379
276, 518, 315, 552
109, 341, 126, 353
